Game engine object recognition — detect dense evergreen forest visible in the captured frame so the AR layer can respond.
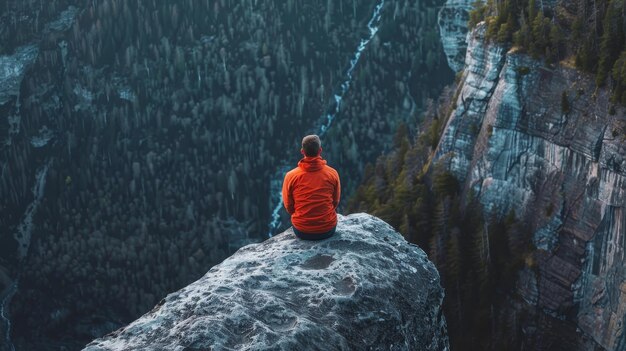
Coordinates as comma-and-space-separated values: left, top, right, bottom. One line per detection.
0, 0, 453, 349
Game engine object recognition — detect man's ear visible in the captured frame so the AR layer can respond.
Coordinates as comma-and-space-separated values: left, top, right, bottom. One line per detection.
300, 148, 305, 155
318, 147, 323, 155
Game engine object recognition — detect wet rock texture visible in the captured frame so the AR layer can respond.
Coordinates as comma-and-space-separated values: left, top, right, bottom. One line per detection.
83, 213, 448, 351
436, 22, 626, 351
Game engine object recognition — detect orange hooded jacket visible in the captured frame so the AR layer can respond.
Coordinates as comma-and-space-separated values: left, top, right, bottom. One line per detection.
282, 155, 340, 234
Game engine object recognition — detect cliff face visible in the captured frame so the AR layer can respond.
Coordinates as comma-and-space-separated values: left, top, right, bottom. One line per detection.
83, 213, 449, 351
437, 0, 471, 73
436, 22, 626, 350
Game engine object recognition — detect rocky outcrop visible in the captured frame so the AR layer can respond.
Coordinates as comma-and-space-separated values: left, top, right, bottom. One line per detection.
437, 0, 472, 72
83, 213, 449, 351
435, 22, 626, 350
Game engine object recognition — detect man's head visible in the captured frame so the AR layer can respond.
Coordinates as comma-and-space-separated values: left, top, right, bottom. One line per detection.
301, 134, 322, 157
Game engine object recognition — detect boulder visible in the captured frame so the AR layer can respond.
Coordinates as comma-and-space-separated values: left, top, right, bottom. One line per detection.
83, 213, 448, 351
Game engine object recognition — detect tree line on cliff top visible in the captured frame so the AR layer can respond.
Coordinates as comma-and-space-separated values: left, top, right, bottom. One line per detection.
470, 0, 626, 105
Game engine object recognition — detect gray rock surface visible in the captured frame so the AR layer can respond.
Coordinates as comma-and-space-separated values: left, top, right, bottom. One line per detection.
437, 0, 472, 72
435, 22, 626, 351
83, 213, 448, 351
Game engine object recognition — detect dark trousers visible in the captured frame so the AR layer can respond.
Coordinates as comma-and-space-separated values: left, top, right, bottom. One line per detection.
293, 226, 336, 240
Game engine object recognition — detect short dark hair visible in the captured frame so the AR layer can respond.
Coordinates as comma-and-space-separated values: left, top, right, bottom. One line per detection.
302, 135, 321, 156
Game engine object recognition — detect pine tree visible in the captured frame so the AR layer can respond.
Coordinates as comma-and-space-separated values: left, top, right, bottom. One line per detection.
444, 228, 463, 335
530, 11, 549, 58
428, 116, 441, 149
469, 0, 489, 29
596, 0, 625, 86
611, 50, 626, 104
471, 224, 490, 288
561, 91, 570, 114
399, 213, 411, 237
527, 0, 537, 22
513, 17, 531, 49
429, 198, 450, 267
548, 23, 563, 63
575, 38, 598, 72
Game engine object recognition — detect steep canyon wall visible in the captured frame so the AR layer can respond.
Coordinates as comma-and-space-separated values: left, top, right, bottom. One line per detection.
436, 13, 626, 350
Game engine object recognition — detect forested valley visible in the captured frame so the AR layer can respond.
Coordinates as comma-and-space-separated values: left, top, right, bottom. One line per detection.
0, 0, 452, 349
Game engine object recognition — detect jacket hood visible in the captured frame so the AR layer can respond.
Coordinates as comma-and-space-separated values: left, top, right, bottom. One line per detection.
298, 156, 327, 172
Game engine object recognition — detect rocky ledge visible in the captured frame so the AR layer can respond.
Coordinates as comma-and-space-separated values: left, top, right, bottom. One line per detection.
83, 213, 448, 351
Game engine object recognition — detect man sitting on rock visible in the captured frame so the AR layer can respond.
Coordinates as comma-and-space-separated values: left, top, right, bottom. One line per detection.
282, 134, 341, 240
